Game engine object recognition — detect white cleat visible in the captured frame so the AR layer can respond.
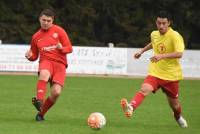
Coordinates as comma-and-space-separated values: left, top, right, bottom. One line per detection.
120, 98, 134, 118
177, 116, 188, 128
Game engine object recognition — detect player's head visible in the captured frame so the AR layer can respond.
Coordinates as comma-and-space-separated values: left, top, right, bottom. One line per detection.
156, 10, 171, 35
39, 9, 55, 30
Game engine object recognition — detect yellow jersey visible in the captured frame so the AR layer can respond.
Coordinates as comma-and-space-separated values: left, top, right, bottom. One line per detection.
148, 27, 185, 80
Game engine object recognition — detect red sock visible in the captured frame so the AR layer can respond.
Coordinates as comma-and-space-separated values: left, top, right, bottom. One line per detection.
39, 97, 54, 116
130, 92, 145, 109
173, 106, 182, 120
36, 80, 47, 101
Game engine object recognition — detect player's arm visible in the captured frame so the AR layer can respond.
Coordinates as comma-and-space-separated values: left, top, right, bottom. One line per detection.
150, 52, 183, 62
134, 43, 152, 59
25, 38, 39, 61
57, 29, 73, 54
160, 52, 183, 58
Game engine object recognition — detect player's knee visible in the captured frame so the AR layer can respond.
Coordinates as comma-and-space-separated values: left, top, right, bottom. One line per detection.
50, 90, 61, 102
139, 89, 149, 96
53, 89, 61, 97
140, 84, 153, 96
51, 85, 62, 98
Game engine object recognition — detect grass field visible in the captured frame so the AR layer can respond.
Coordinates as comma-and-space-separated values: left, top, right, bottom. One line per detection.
0, 74, 199, 134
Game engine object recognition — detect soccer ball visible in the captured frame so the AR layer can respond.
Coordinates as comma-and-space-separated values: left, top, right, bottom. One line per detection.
87, 112, 106, 129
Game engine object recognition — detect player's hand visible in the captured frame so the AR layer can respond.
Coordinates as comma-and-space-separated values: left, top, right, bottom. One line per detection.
134, 52, 142, 59
56, 43, 62, 49
150, 54, 163, 62
25, 50, 32, 59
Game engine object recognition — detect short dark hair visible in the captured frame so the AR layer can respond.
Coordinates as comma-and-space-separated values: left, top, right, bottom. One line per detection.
157, 10, 171, 21
39, 8, 55, 18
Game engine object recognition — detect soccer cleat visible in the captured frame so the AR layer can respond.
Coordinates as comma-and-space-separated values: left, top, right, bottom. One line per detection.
32, 97, 42, 112
120, 98, 133, 118
35, 113, 45, 121
177, 116, 188, 128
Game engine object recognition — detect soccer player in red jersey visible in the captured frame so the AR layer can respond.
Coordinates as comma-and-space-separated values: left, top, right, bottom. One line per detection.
25, 9, 73, 121
120, 10, 188, 128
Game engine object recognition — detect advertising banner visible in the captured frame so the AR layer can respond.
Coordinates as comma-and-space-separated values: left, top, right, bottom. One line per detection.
0, 45, 200, 78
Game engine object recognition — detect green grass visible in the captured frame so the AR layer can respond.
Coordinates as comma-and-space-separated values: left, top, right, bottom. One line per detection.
0, 75, 199, 134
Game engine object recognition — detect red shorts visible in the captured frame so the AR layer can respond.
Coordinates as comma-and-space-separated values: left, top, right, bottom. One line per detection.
144, 75, 179, 98
39, 60, 66, 86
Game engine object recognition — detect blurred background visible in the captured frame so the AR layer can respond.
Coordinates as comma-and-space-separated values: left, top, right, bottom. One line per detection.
0, 0, 200, 49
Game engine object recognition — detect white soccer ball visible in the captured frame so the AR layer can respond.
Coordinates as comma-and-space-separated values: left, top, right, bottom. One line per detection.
87, 112, 106, 129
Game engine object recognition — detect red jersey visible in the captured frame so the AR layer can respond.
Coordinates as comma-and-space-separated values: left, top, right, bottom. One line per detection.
29, 24, 72, 66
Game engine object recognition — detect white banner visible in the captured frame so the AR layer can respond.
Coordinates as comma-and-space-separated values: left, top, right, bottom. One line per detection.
0, 45, 127, 75
181, 50, 200, 78
0, 45, 38, 72
0, 44, 200, 78
67, 47, 127, 75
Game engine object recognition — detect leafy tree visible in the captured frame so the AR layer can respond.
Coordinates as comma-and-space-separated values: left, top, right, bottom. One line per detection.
0, 0, 200, 49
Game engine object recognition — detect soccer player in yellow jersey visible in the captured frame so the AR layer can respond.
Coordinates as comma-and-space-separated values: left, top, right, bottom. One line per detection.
120, 10, 188, 128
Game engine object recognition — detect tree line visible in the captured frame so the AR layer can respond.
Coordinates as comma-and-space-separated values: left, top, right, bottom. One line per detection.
0, 0, 200, 49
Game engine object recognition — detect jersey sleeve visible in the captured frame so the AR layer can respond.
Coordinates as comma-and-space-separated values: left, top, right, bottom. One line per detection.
173, 33, 185, 52
59, 28, 73, 54
150, 31, 157, 42
28, 37, 39, 61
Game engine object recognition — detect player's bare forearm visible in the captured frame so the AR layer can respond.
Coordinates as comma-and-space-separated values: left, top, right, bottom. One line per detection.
150, 52, 183, 62
161, 52, 183, 59
134, 43, 152, 59
140, 43, 152, 54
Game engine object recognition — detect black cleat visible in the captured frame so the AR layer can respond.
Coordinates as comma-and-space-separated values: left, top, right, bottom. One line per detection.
35, 113, 45, 121
32, 97, 42, 112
